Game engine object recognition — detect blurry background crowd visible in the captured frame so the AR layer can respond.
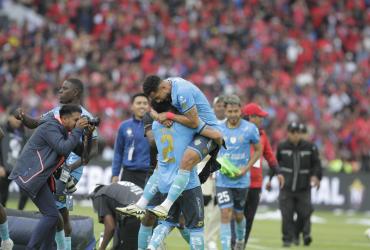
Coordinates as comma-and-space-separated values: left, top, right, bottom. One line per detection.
0, 0, 369, 172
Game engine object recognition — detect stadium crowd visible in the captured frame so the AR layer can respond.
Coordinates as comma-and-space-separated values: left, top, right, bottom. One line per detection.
0, 0, 369, 170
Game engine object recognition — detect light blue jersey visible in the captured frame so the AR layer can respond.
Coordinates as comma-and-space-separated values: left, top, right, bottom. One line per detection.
168, 77, 221, 132
41, 106, 98, 179
216, 119, 260, 188
152, 121, 200, 193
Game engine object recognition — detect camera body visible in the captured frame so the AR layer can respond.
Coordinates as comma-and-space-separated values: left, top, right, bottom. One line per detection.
81, 115, 100, 126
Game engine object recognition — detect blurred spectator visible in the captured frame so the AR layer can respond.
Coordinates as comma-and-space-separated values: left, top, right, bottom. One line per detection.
0, 0, 369, 168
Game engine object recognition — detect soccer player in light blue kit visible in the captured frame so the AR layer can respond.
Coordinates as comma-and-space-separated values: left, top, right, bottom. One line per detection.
15, 79, 98, 250
146, 102, 221, 250
216, 95, 262, 250
143, 75, 223, 218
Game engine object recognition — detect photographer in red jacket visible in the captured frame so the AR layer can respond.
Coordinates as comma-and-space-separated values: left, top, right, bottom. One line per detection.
242, 103, 284, 246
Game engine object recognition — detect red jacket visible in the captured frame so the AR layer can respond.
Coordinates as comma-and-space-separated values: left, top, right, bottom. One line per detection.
250, 129, 278, 188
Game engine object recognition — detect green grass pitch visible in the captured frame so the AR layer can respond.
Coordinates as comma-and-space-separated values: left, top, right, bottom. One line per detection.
6, 199, 370, 250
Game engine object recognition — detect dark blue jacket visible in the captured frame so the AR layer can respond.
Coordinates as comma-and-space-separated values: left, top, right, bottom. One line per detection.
9, 116, 83, 198
112, 117, 150, 176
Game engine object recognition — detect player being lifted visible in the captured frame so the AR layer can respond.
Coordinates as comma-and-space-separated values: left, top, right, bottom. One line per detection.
142, 75, 223, 219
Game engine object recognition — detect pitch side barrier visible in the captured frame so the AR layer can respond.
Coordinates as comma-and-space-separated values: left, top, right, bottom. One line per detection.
3, 208, 95, 249
7, 158, 370, 211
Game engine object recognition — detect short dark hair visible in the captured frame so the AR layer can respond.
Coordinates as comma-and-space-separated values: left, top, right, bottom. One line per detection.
131, 93, 148, 103
66, 78, 84, 98
143, 75, 161, 96
224, 95, 241, 107
151, 100, 177, 114
59, 104, 82, 117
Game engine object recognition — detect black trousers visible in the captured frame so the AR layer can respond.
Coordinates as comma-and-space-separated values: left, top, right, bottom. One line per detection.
244, 188, 261, 244
0, 175, 29, 209
120, 168, 148, 189
279, 189, 312, 244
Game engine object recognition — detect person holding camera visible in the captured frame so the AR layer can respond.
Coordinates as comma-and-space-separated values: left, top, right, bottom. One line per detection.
111, 93, 150, 189
9, 104, 88, 249
15, 78, 98, 250
276, 122, 322, 247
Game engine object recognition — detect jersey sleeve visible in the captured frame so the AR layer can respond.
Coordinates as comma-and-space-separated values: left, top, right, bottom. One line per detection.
176, 88, 195, 114
248, 123, 260, 144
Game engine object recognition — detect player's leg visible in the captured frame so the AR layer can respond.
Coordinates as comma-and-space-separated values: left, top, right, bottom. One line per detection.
55, 212, 66, 250
232, 188, 248, 250
151, 136, 216, 217
243, 188, 261, 246
148, 196, 180, 250
216, 187, 234, 250
0, 204, 13, 250
179, 186, 205, 250
117, 170, 159, 218
137, 192, 163, 250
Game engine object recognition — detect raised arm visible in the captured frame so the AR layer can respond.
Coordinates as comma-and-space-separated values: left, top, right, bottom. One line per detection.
14, 108, 40, 129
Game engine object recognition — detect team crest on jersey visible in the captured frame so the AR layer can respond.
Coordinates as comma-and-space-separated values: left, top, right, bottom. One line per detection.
179, 96, 187, 110
230, 136, 237, 144
126, 128, 133, 136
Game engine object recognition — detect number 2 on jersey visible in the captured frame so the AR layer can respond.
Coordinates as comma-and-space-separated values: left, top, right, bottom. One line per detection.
161, 134, 175, 163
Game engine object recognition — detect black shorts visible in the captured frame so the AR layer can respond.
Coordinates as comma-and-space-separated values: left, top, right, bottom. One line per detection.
160, 186, 204, 229
216, 186, 248, 212
187, 134, 218, 160
147, 192, 162, 209
93, 195, 119, 223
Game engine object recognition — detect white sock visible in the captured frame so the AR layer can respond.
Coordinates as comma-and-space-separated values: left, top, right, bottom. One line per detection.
161, 199, 174, 211
136, 197, 149, 209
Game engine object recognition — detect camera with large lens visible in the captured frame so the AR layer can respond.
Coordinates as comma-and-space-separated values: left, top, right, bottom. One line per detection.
82, 115, 100, 127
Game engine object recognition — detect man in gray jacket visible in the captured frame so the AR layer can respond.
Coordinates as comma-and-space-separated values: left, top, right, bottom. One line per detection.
9, 104, 88, 250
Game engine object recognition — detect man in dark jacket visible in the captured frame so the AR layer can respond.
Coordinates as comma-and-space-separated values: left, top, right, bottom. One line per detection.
9, 104, 88, 250
277, 122, 322, 247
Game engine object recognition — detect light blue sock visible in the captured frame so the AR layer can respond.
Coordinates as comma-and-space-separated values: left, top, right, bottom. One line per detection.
138, 224, 153, 250
189, 229, 204, 250
236, 218, 246, 241
143, 171, 159, 201
179, 228, 190, 243
147, 223, 171, 249
220, 223, 231, 250
65, 236, 71, 250
55, 230, 65, 250
0, 220, 10, 241
163, 170, 190, 209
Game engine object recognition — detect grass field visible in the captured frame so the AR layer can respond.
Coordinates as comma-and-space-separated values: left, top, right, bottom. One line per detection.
6, 199, 370, 250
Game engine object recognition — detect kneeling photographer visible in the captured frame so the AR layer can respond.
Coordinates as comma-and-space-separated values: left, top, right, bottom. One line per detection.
9, 104, 89, 249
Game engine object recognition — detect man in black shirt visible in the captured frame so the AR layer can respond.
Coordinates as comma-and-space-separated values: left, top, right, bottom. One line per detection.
277, 122, 322, 247
91, 181, 143, 250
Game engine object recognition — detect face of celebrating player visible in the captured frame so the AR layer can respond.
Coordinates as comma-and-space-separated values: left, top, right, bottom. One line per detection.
58, 80, 78, 104
149, 80, 171, 103
225, 103, 242, 127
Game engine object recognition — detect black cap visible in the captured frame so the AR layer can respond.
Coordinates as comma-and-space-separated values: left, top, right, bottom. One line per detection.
287, 122, 300, 132
298, 123, 307, 133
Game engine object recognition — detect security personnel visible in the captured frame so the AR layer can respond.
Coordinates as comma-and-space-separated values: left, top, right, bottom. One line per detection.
277, 122, 322, 247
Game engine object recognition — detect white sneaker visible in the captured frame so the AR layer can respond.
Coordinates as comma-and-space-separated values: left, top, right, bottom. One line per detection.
1, 239, 14, 250
116, 203, 146, 219
207, 241, 218, 250
148, 205, 168, 219
234, 240, 244, 250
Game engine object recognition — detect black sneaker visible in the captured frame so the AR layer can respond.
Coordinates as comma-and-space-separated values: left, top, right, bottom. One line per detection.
283, 242, 292, 247
303, 236, 312, 246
